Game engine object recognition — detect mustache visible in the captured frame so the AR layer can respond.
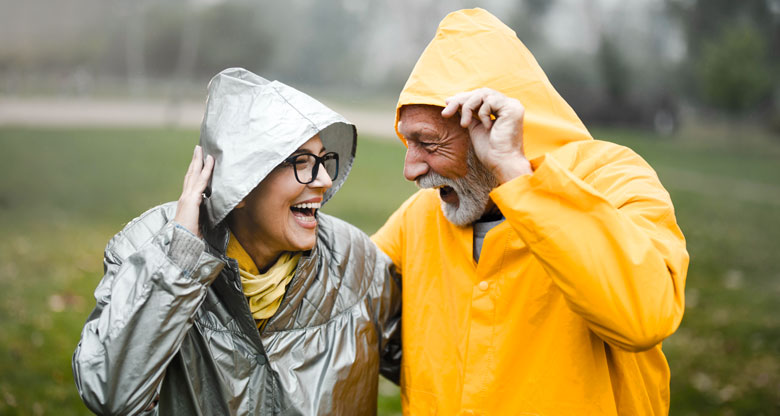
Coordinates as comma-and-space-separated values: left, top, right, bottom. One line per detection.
415, 172, 457, 190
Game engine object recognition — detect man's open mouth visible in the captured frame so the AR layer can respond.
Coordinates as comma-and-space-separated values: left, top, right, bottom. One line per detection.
434, 185, 460, 207
437, 185, 455, 199
290, 202, 320, 223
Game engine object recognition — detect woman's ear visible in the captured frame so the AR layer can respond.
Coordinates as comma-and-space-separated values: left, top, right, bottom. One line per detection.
235, 199, 247, 209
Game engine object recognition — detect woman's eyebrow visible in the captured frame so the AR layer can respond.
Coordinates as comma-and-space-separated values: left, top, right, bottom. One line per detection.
291, 145, 327, 155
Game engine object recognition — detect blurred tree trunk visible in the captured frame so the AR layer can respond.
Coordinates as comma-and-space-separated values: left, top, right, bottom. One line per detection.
174, 6, 199, 85
167, 4, 201, 125
126, 0, 147, 95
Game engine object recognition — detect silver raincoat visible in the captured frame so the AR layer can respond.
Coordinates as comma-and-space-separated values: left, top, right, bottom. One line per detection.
73, 68, 402, 415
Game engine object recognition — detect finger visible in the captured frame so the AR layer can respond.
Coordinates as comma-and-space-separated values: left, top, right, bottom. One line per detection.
477, 100, 494, 129
459, 93, 486, 128
490, 92, 525, 120
196, 155, 215, 191
441, 100, 460, 118
192, 145, 204, 173
182, 146, 200, 189
187, 146, 201, 175
442, 92, 470, 118
186, 146, 207, 190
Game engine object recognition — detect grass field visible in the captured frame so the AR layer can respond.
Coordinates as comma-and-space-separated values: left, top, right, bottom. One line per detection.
0, 125, 778, 415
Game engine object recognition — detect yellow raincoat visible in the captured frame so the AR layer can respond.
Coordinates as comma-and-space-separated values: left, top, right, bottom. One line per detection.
372, 8, 688, 415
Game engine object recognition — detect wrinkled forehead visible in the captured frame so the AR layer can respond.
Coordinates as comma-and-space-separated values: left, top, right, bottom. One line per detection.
398, 104, 461, 139
399, 104, 444, 123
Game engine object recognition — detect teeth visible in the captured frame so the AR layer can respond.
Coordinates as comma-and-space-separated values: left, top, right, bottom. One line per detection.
292, 202, 321, 209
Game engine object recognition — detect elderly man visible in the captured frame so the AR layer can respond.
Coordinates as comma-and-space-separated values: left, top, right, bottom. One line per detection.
372, 8, 688, 415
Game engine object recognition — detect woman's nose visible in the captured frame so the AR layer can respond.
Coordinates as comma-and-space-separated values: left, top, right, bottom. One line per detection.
310, 162, 333, 189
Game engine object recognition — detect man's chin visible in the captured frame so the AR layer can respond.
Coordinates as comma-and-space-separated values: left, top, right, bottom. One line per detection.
440, 201, 476, 226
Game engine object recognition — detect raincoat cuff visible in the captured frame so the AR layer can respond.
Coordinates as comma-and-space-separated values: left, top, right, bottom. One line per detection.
170, 223, 206, 274
489, 152, 564, 243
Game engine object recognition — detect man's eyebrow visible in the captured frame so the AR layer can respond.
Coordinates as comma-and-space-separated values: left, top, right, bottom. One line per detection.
406, 132, 440, 143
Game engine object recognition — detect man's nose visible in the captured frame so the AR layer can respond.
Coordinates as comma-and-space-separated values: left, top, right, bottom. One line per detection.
403, 146, 429, 182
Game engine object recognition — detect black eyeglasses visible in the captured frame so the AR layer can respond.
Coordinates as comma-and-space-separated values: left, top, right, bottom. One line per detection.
281, 152, 339, 185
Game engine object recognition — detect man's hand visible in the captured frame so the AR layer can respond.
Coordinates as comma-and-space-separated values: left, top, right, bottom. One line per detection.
442, 88, 533, 183
174, 145, 214, 238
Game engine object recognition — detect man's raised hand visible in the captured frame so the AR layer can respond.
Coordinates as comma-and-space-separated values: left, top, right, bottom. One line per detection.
442, 88, 532, 183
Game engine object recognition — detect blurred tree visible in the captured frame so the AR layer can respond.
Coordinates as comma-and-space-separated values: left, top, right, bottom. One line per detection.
667, 0, 779, 60
144, 3, 188, 77
506, 0, 555, 50
596, 33, 629, 105
195, 2, 273, 78
274, 1, 362, 86
102, 1, 274, 84
125, 0, 148, 94
697, 24, 772, 114
666, 0, 779, 117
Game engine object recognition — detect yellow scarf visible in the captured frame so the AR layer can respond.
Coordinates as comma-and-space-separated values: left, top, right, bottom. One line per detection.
226, 231, 300, 328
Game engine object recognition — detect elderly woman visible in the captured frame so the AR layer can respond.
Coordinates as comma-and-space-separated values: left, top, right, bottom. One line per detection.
72, 68, 401, 415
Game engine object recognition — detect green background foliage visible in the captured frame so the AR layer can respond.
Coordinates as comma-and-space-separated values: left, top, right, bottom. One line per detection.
0, 126, 778, 414
697, 24, 773, 114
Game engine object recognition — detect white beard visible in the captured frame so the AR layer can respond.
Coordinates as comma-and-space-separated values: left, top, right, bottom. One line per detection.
415, 149, 499, 226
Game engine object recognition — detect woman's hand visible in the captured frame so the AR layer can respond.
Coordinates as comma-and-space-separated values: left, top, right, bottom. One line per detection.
174, 145, 215, 238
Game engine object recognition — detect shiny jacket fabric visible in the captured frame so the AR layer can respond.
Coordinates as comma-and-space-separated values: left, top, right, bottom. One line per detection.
372, 9, 688, 415
73, 68, 402, 415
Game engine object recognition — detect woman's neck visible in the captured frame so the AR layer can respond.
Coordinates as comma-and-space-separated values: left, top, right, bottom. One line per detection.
228, 225, 280, 274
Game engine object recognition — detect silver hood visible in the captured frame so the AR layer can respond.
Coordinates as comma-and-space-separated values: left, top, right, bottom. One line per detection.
199, 67, 356, 227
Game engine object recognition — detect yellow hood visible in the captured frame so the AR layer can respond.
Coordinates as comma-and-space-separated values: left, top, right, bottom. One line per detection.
395, 8, 592, 160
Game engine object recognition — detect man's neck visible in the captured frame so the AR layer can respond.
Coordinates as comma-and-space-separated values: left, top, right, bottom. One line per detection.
477, 203, 503, 223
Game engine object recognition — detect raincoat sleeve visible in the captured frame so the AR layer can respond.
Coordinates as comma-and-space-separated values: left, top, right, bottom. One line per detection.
73, 209, 224, 415
375, 252, 402, 384
371, 191, 424, 271
490, 144, 688, 352
372, 197, 419, 384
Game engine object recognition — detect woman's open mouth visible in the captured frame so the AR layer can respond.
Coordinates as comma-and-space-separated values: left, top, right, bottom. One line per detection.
290, 202, 320, 228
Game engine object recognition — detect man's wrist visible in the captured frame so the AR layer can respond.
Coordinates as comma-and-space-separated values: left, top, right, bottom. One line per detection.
495, 155, 533, 184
